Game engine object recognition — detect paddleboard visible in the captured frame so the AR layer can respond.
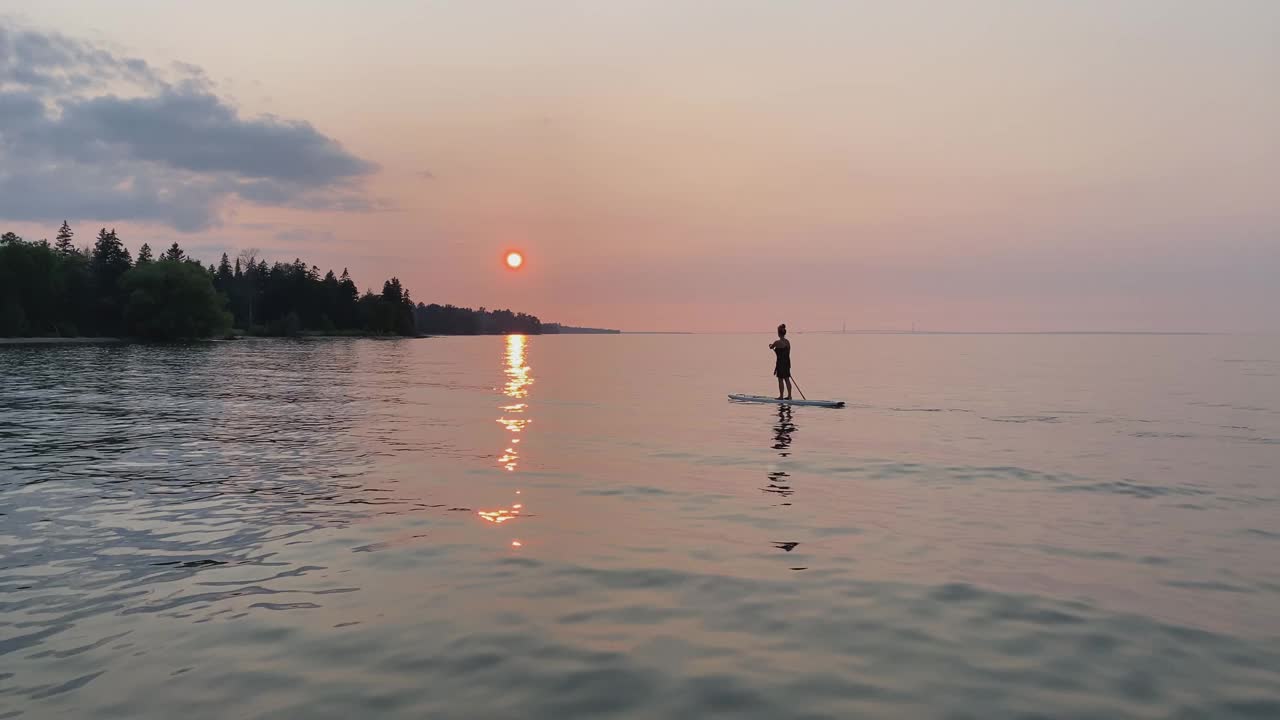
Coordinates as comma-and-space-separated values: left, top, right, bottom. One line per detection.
728, 394, 844, 408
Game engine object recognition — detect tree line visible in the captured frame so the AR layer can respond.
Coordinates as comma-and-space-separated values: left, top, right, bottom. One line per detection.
414, 304, 542, 335
0, 222, 439, 339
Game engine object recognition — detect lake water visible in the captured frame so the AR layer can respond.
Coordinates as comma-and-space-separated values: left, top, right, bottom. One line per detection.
2, 334, 1278, 719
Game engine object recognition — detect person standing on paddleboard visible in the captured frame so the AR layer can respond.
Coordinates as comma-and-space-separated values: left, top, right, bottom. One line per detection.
769, 324, 792, 400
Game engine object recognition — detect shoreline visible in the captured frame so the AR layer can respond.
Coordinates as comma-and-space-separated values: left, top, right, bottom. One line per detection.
0, 334, 615, 344
0, 337, 125, 345
0, 335, 434, 345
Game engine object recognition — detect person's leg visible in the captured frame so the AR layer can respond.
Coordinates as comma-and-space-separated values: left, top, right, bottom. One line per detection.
784, 377, 792, 399
777, 377, 785, 399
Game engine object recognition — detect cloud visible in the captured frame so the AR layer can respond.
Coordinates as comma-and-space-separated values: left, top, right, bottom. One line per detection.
1, 25, 149, 91
55, 91, 376, 182
0, 154, 222, 232
0, 25, 377, 231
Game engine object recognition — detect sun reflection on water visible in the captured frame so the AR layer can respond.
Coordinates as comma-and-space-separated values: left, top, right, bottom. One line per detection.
478, 507, 521, 523
495, 334, 532, 472
479, 335, 533, 547
504, 334, 531, 398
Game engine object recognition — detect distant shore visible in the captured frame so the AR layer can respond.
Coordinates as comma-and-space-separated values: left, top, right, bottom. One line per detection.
0, 337, 125, 345
0, 334, 437, 345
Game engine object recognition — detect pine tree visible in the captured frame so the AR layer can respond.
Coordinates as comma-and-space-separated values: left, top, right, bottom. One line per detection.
381, 277, 404, 304
91, 229, 132, 277
90, 228, 132, 334
55, 221, 75, 255
163, 242, 186, 263
215, 253, 234, 293
137, 243, 154, 264
337, 268, 359, 329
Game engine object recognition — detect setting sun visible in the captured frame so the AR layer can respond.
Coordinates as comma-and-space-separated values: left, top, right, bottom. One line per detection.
505, 252, 524, 270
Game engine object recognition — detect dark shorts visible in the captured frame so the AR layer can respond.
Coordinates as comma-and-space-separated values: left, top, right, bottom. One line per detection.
774, 362, 791, 379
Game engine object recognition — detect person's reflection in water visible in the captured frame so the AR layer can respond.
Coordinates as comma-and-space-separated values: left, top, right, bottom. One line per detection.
772, 405, 795, 456
764, 470, 792, 502
763, 405, 797, 505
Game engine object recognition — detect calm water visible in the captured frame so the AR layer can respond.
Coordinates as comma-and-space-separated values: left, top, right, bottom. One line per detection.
2, 334, 1278, 719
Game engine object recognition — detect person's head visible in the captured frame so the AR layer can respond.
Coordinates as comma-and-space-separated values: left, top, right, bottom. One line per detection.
777, 323, 787, 338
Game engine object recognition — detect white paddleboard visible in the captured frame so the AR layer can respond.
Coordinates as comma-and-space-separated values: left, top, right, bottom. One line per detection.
728, 394, 845, 408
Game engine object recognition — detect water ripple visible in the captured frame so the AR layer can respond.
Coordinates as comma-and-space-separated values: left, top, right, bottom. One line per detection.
3, 337, 1279, 719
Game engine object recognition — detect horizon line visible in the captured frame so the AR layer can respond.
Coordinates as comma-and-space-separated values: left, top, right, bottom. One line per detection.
610, 330, 1255, 336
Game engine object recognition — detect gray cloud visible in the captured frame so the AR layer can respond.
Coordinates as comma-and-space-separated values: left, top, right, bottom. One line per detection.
54, 90, 376, 183
0, 25, 377, 231
0, 25, 160, 92
0, 156, 222, 232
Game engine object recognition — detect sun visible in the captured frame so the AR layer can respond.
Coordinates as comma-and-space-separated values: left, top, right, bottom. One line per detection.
505, 251, 524, 269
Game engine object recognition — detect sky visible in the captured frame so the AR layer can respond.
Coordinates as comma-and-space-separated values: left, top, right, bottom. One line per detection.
1, 1, 1277, 332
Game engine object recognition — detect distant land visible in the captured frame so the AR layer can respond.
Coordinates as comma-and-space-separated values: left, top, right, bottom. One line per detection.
543, 324, 620, 334
1, 223, 532, 340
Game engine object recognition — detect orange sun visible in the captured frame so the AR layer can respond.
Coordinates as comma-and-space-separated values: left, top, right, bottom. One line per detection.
505, 251, 524, 269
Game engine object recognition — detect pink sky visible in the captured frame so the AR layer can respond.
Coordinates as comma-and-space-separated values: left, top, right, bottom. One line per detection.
2, 1, 1277, 331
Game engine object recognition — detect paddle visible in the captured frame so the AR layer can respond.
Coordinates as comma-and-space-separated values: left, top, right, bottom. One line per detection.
789, 375, 808, 401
